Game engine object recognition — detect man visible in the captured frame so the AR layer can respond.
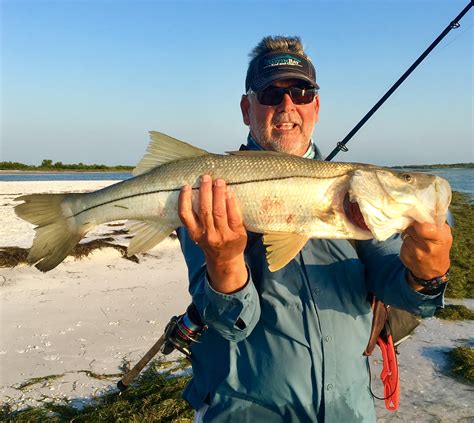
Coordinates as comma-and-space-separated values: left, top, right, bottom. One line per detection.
176, 36, 452, 422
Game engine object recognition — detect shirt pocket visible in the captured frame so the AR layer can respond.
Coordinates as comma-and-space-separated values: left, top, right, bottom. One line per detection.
312, 258, 371, 317
258, 263, 311, 349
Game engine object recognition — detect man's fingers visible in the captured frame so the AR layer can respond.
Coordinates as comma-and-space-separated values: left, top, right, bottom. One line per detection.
199, 175, 215, 232
212, 179, 229, 232
226, 189, 244, 231
415, 221, 452, 243
401, 224, 419, 241
180, 176, 245, 250
401, 221, 452, 278
401, 226, 424, 251
402, 222, 452, 246
178, 184, 201, 237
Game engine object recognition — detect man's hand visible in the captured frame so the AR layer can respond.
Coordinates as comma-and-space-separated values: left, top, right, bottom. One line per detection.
178, 175, 248, 294
400, 221, 452, 291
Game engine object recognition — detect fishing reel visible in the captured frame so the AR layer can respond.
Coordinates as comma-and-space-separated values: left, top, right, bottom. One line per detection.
161, 303, 207, 357
117, 303, 206, 391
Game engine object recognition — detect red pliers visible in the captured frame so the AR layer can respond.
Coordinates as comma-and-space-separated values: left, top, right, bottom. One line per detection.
377, 329, 400, 410
364, 298, 400, 411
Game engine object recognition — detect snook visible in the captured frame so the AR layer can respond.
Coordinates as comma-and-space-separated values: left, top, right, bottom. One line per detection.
15, 131, 452, 272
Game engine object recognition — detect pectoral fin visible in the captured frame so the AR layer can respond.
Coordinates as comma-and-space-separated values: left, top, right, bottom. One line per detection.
127, 221, 175, 256
263, 232, 309, 272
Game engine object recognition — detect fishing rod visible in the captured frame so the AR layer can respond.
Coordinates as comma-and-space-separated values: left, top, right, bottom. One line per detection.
325, 0, 473, 162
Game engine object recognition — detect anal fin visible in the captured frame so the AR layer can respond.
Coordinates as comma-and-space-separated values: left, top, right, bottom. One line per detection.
127, 220, 175, 256
263, 232, 309, 272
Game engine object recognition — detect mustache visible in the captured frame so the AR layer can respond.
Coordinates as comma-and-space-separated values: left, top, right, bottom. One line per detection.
272, 114, 302, 126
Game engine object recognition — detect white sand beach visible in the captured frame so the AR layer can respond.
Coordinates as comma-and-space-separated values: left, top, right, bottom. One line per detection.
1, 180, 473, 421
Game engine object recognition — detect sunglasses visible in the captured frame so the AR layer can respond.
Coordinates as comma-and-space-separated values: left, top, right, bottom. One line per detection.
251, 86, 318, 106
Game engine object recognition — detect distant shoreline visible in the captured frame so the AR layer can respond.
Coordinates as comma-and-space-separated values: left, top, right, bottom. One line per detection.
390, 163, 473, 169
1, 163, 472, 172
0, 169, 132, 174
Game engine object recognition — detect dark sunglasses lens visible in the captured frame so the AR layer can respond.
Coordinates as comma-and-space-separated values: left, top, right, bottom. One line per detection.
290, 87, 316, 104
256, 87, 316, 106
256, 88, 284, 105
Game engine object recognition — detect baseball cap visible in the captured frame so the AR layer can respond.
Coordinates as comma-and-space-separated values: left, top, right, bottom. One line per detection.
245, 51, 319, 92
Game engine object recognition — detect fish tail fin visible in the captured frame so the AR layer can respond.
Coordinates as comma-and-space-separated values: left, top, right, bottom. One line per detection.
14, 194, 86, 272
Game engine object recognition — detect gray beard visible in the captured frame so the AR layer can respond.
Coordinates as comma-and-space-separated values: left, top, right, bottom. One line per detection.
252, 114, 309, 153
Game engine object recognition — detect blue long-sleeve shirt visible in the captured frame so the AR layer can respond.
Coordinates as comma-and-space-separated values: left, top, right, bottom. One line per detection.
176, 138, 445, 422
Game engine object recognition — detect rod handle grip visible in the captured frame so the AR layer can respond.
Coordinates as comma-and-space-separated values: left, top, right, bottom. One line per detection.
117, 334, 166, 391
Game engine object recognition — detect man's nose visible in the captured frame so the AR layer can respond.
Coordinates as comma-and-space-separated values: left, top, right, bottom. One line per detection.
276, 92, 296, 112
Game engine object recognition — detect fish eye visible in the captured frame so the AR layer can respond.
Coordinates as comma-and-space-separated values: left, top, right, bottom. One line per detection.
403, 174, 412, 183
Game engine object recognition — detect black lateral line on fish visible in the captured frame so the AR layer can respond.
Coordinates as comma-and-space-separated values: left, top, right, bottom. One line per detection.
69, 174, 342, 218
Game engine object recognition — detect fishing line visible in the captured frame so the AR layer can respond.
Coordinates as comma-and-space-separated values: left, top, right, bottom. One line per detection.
373, 22, 473, 103
325, 0, 474, 162
429, 23, 473, 57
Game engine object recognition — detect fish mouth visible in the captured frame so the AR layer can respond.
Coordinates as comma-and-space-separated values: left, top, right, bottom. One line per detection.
343, 194, 370, 232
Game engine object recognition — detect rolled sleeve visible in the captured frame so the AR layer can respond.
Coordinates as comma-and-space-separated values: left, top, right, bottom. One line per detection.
176, 227, 261, 342
202, 271, 261, 341
382, 268, 447, 317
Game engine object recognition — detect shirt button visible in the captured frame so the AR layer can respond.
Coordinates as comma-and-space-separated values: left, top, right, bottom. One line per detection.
325, 336, 332, 342
326, 384, 334, 391
313, 288, 320, 295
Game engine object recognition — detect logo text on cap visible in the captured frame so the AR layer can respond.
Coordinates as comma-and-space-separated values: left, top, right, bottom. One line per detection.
263, 55, 302, 69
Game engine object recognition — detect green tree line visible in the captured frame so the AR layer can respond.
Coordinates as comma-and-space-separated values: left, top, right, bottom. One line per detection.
391, 163, 473, 169
0, 160, 134, 171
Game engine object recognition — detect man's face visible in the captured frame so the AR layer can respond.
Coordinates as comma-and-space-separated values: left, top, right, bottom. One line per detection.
240, 78, 320, 157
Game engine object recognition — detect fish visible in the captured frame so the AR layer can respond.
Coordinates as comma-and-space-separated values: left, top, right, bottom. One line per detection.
14, 131, 452, 272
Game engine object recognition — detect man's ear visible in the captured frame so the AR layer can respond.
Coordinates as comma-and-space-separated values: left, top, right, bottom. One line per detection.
314, 95, 320, 123
240, 95, 251, 126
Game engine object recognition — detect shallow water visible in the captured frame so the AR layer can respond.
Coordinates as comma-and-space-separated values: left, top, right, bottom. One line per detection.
414, 168, 473, 199
1, 168, 471, 199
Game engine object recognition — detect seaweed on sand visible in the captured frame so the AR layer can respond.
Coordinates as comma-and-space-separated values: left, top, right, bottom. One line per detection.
446, 346, 474, 384
435, 304, 474, 320
0, 231, 179, 268
447, 192, 474, 298
0, 246, 29, 267
1, 359, 193, 422
0, 239, 139, 268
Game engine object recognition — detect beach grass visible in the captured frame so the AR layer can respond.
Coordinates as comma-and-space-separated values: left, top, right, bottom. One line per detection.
446, 346, 474, 384
446, 191, 473, 299
1, 359, 193, 422
435, 304, 474, 320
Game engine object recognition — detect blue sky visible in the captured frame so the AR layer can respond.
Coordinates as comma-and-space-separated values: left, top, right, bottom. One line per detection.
1, 0, 472, 166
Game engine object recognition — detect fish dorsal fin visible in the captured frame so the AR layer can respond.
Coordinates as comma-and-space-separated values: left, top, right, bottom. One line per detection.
226, 150, 289, 157
263, 232, 309, 272
133, 131, 209, 176
126, 220, 175, 256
